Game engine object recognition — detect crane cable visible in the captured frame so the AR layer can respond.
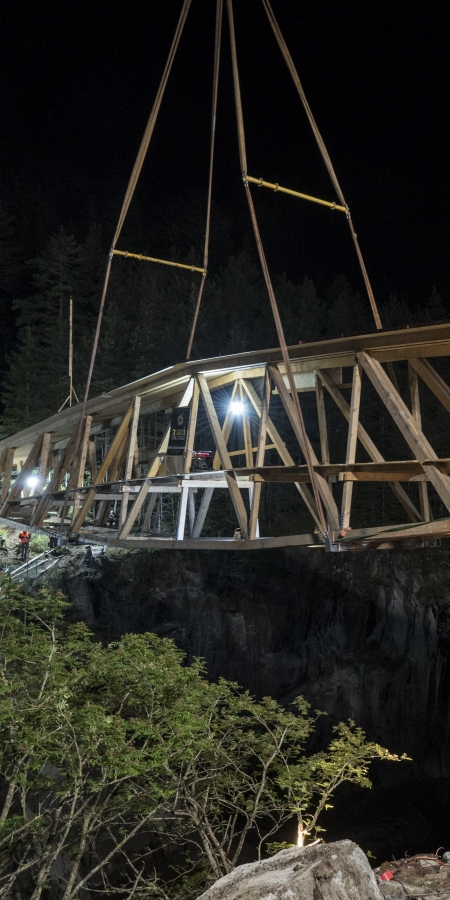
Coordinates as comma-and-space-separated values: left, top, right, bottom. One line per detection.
261, 0, 382, 332
226, 0, 327, 534
64, 0, 192, 534
186, 0, 223, 360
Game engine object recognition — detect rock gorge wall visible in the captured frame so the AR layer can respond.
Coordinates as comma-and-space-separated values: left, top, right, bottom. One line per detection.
63, 546, 450, 779
61, 545, 450, 857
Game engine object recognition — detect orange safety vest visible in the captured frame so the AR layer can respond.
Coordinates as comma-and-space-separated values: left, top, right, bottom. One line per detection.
19, 531, 30, 544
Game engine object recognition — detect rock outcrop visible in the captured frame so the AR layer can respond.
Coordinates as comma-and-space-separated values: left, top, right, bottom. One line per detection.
60, 544, 450, 858
196, 840, 382, 900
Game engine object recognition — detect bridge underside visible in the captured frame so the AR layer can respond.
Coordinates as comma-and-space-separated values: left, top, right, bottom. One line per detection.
2, 322, 450, 551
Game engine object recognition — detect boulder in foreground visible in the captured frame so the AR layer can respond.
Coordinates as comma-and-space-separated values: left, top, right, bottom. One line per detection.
197, 839, 383, 900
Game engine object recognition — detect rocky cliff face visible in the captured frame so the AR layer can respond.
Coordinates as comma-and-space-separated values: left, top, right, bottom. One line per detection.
61, 545, 450, 857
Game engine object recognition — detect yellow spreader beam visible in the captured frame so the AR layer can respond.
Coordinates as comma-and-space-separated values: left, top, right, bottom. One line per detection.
113, 249, 205, 274
246, 176, 347, 213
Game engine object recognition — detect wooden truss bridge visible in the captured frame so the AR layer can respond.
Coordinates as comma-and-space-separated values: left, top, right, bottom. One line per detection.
2, 321, 450, 552
2, 2, 446, 553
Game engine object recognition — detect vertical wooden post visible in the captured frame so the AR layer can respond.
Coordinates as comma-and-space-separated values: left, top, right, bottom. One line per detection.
240, 381, 254, 467
249, 368, 270, 539
177, 485, 190, 540
184, 378, 199, 474
341, 363, 362, 528
120, 396, 141, 527
315, 377, 330, 465
0, 448, 15, 504
88, 440, 98, 483
409, 363, 430, 521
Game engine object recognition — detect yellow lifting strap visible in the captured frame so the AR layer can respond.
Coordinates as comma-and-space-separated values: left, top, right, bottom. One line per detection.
112, 249, 205, 275
246, 176, 347, 213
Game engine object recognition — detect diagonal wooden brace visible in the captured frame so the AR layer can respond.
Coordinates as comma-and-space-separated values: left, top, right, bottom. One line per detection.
240, 378, 320, 527
269, 365, 339, 528
359, 351, 450, 513
317, 368, 422, 523
198, 373, 248, 538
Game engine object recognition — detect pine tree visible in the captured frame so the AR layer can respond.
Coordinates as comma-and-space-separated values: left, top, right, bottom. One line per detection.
326, 275, 374, 338
379, 293, 411, 330
1, 230, 83, 428
0, 327, 41, 436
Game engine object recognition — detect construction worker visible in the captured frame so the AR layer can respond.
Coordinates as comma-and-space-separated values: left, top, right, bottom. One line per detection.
18, 530, 30, 561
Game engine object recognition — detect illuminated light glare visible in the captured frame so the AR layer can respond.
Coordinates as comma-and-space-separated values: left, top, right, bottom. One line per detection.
230, 400, 244, 415
27, 477, 38, 490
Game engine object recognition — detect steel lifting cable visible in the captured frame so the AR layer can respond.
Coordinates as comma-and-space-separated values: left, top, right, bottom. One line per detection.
226, 0, 327, 534
261, 0, 383, 332
63, 0, 192, 533
186, 0, 223, 361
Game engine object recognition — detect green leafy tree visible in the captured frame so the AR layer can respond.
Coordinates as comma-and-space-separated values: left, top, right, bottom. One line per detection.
276, 720, 408, 847
0, 579, 406, 899
0, 577, 208, 899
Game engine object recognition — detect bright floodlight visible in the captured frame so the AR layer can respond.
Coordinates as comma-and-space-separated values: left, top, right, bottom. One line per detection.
230, 400, 244, 415
27, 476, 38, 490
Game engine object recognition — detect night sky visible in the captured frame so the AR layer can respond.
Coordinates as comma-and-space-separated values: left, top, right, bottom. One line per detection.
1, 1, 449, 313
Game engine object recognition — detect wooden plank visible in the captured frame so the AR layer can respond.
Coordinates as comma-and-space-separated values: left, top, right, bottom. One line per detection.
213, 380, 239, 470
249, 369, 270, 539
240, 378, 320, 526
269, 364, 339, 529
71, 401, 136, 533
409, 364, 431, 521
0, 448, 15, 503
0, 435, 43, 516
192, 487, 214, 538
80, 531, 318, 551
317, 369, 422, 523
177, 485, 190, 540
315, 378, 330, 465
341, 363, 362, 528
67, 417, 93, 522
359, 351, 450, 512
409, 357, 450, 415
240, 381, 254, 468
342, 518, 450, 544
184, 378, 199, 474
198, 373, 248, 538
141, 492, 158, 532
124, 396, 141, 480
37, 433, 52, 492
188, 489, 196, 533
88, 439, 98, 482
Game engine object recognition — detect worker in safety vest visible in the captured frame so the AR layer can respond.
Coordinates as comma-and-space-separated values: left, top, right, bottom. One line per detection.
18, 530, 30, 561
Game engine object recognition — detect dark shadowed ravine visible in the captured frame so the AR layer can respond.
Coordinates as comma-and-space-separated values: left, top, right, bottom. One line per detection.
62, 545, 450, 861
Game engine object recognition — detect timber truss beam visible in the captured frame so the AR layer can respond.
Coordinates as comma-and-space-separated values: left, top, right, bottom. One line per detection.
2, 323, 450, 551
